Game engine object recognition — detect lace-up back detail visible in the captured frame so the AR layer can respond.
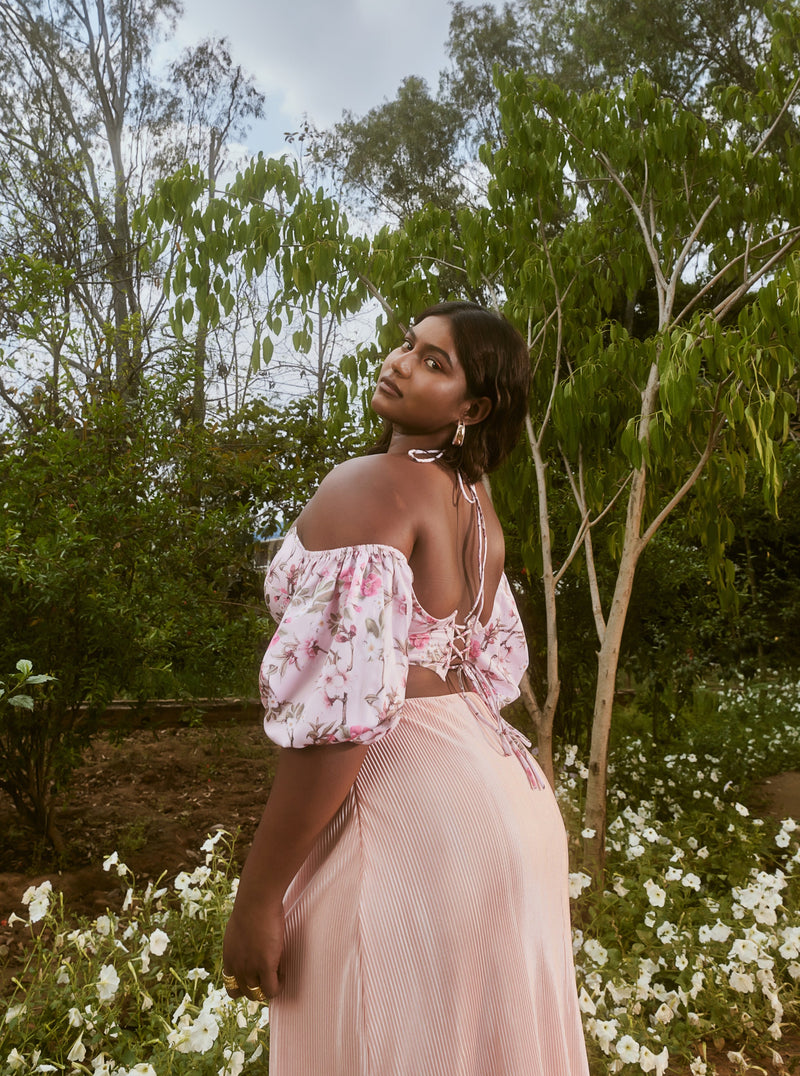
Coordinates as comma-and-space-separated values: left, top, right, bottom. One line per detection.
259, 473, 529, 754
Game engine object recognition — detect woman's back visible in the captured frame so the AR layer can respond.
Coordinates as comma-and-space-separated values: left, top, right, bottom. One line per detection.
294, 452, 506, 698
294, 452, 505, 622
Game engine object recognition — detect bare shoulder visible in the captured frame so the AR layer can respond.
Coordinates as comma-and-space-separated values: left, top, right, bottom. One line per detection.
295, 454, 433, 555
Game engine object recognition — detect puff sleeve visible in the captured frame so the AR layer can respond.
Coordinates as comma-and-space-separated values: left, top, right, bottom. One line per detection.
260, 534, 414, 748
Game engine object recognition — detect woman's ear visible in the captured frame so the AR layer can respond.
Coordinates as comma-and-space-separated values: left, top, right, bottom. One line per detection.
462, 396, 492, 427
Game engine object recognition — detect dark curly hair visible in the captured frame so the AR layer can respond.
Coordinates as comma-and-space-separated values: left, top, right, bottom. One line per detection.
370, 301, 531, 482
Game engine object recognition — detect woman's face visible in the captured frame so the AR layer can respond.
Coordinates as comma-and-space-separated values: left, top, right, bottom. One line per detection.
371, 316, 474, 445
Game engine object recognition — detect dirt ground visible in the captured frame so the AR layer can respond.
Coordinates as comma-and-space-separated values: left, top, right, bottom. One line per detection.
0, 710, 799, 1074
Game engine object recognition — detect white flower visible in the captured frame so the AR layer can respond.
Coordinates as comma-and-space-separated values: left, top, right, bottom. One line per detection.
699, 919, 732, 944
729, 938, 760, 963
779, 926, 800, 959
775, 830, 791, 848
97, 963, 121, 1002
148, 928, 169, 956
656, 920, 677, 944
583, 938, 609, 966
728, 969, 755, 992
187, 967, 210, 981
607, 981, 633, 1004
188, 1010, 220, 1052
616, 1034, 640, 1063
102, 851, 127, 876
95, 914, 113, 936
578, 988, 596, 1014
654, 1002, 674, 1024
734, 802, 749, 817
56, 965, 70, 985
21, 880, 52, 924
126, 1066, 157, 1075
5, 1049, 26, 1071
689, 1057, 707, 1075
591, 1018, 618, 1054
201, 830, 227, 852
221, 1048, 246, 1076
639, 1045, 669, 1074
67, 1006, 83, 1027
664, 867, 683, 883
66, 1034, 86, 1064
4, 1003, 25, 1024
644, 879, 666, 908
682, 873, 702, 891
612, 877, 629, 898
568, 872, 592, 899
581, 828, 596, 839
781, 818, 798, 832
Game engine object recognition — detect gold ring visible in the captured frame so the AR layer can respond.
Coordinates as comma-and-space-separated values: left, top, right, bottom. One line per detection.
222, 971, 239, 991
248, 985, 269, 1003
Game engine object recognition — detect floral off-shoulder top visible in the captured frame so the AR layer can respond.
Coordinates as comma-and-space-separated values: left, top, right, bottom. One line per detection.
259, 497, 529, 751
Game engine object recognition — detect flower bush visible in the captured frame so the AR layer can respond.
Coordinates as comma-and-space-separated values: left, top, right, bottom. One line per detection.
565, 675, 800, 1072
1, 675, 799, 1073
2, 833, 268, 1074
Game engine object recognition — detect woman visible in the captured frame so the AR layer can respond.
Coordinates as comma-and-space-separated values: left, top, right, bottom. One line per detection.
222, 301, 589, 1075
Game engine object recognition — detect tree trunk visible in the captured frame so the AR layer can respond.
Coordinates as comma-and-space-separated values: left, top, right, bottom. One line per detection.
519, 670, 557, 788
583, 470, 647, 879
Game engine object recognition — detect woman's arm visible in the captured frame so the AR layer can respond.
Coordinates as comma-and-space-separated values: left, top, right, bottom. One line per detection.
222, 742, 367, 999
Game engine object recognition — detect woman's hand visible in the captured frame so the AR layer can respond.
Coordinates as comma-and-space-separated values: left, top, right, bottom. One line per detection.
222, 896, 285, 1001
219, 742, 368, 1003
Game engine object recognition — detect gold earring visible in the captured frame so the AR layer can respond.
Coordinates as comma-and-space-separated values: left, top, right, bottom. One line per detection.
452, 419, 466, 447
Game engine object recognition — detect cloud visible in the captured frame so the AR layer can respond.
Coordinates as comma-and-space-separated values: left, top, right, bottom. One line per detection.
172, 0, 454, 149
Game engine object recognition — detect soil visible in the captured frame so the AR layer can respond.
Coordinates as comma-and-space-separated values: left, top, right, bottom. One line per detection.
0, 709, 799, 1074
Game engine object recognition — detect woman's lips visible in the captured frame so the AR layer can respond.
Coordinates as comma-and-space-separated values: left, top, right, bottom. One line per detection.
377, 377, 402, 398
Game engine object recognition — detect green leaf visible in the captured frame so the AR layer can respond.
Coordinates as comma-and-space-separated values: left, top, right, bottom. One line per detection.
8, 694, 34, 710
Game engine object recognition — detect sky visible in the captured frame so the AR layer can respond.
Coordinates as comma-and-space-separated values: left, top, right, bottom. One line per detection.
171, 0, 463, 159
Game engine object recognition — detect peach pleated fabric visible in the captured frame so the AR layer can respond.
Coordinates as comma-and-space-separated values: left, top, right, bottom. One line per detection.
268, 691, 589, 1076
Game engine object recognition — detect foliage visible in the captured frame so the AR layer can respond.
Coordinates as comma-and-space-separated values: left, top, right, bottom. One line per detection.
566, 675, 800, 1070
0, 660, 59, 849
2, 677, 799, 1071
0, 382, 363, 847
309, 0, 789, 226
1, 833, 269, 1073
309, 75, 467, 222
0, 2, 266, 414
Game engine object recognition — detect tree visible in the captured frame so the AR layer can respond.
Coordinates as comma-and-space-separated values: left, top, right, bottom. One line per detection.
165, 36, 265, 426
0, 0, 182, 401
452, 39, 800, 875
0, 371, 362, 851
572, 0, 778, 104
312, 0, 789, 226
309, 75, 466, 223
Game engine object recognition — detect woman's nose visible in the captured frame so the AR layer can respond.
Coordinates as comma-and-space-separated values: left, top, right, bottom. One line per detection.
389, 350, 411, 376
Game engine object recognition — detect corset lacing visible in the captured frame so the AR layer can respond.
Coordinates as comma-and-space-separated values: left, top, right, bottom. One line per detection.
409, 451, 545, 790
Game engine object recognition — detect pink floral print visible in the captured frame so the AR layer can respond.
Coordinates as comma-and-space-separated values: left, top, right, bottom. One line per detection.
260, 528, 528, 749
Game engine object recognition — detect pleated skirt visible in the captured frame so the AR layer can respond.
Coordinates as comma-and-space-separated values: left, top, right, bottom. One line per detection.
268, 693, 590, 1076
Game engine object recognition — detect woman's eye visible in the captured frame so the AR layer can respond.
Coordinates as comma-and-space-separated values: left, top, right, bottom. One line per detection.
425, 357, 441, 370
401, 339, 413, 351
